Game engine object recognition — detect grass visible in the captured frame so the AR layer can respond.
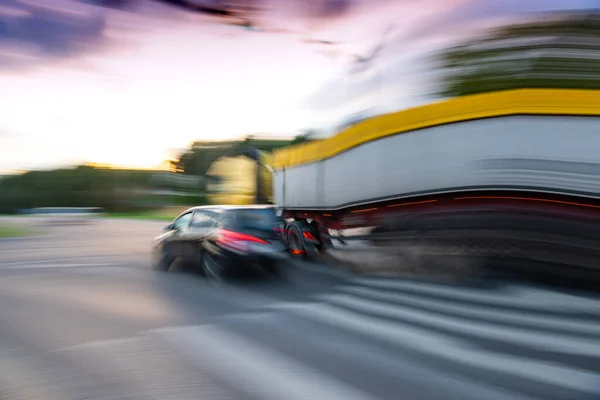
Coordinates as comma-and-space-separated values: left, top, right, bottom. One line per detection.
0, 222, 35, 238
107, 212, 174, 222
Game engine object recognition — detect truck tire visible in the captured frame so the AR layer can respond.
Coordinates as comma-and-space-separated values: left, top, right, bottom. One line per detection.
287, 222, 307, 258
309, 220, 330, 251
287, 221, 321, 259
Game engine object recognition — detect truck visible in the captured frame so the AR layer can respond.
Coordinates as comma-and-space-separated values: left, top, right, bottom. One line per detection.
205, 147, 274, 206
272, 89, 600, 281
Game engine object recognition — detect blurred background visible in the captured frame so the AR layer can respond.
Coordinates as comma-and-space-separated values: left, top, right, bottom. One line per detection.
0, 0, 599, 210
1, 1, 600, 400
1, 0, 600, 213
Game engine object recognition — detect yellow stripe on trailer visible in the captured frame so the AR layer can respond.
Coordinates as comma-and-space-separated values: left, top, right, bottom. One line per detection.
273, 89, 600, 170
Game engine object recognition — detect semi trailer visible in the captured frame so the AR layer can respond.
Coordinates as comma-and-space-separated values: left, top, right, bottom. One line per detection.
272, 89, 600, 281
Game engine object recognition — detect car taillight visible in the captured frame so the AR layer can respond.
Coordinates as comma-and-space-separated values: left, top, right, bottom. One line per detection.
216, 229, 269, 252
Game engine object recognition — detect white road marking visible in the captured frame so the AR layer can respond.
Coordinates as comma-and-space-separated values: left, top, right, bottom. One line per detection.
151, 324, 381, 400
316, 293, 600, 357
0, 256, 118, 266
352, 278, 600, 312
339, 285, 600, 336
0, 262, 121, 270
289, 259, 351, 279
48, 321, 543, 400
65, 266, 148, 277
268, 302, 600, 395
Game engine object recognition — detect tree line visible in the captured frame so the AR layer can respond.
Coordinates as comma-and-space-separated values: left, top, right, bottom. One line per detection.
0, 137, 300, 214
433, 11, 600, 97
0, 166, 156, 214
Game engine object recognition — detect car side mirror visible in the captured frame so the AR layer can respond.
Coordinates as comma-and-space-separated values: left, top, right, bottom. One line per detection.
164, 223, 174, 232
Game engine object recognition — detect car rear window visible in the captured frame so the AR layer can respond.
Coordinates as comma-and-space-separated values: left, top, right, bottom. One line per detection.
233, 208, 279, 230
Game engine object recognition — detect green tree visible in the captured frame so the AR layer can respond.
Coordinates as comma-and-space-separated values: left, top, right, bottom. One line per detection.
170, 138, 296, 176
0, 166, 158, 214
433, 11, 600, 98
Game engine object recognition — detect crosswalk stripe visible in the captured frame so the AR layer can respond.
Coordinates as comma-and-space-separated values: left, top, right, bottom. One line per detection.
151, 324, 382, 400
338, 285, 600, 336
352, 278, 600, 313
268, 302, 600, 395
315, 293, 600, 357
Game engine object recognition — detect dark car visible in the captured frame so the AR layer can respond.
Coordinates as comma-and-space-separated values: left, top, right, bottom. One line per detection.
152, 205, 287, 283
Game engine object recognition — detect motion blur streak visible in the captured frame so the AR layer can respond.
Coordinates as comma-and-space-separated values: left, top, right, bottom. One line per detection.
2, 1, 600, 400
454, 196, 600, 209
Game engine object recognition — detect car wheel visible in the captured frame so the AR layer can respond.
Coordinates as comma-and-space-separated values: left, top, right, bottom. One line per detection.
152, 247, 172, 272
202, 252, 225, 286
196, 246, 206, 276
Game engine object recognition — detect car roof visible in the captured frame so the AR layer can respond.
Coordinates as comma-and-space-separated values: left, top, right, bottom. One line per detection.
185, 204, 275, 213
171, 204, 276, 221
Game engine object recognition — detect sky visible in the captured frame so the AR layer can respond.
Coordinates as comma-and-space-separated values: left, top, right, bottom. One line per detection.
304, 0, 600, 136
0, 0, 598, 172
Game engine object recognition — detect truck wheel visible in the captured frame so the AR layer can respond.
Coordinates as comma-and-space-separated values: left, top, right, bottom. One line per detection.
287, 224, 307, 258
309, 220, 328, 251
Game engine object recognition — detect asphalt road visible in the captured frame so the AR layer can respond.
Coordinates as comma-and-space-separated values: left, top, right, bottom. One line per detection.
1, 218, 600, 400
